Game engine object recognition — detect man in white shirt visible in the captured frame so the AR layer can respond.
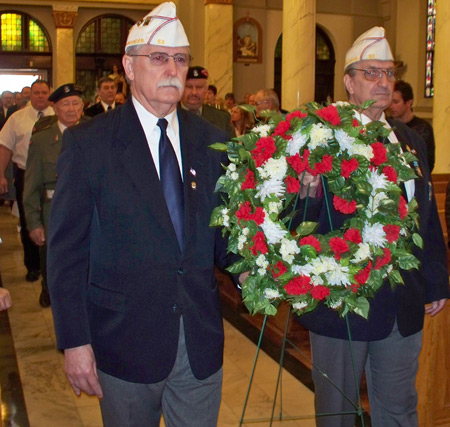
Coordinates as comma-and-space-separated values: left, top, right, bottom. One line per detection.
0, 80, 54, 284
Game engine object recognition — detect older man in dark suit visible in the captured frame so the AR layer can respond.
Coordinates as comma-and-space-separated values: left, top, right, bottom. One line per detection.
47, 3, 229, 426
296, 27, 449, 427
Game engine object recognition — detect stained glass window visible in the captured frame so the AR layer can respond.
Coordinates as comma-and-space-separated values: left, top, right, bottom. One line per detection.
425, 0, 436, 98
76, 22, 95, 53
0, 12, 50, 52
316, 32, 330, 60
101, 17, 121, 53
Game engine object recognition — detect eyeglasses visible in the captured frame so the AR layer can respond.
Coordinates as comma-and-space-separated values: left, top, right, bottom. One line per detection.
255, 99, 269, 106
350, 67, 397, 82
128, 52, 192, 68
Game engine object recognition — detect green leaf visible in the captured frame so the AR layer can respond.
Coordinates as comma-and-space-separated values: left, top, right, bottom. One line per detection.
296, 221, 318, 236
209, 142, 228, 152
209, 206, 224, 227
412, 233, 423, 249
388, 270, 404, 286
352, 297, 370, 319
300, 245, 318, 259
226, 259, 249, 274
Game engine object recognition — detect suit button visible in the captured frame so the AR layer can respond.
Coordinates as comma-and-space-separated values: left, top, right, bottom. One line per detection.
177, 268, 184, 275
172, 304, 178, 312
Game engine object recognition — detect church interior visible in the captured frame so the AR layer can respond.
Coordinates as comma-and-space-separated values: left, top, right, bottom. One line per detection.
0, 0, 449, 425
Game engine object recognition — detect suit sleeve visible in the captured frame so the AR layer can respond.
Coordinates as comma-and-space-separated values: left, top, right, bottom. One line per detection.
47, 129, 95, 349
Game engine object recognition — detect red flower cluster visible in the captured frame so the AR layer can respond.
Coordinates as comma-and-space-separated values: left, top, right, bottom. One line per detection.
287, 150, 310, 174
251, 231, 268, 255
316, 105, 341, 126
251, 137, 277, 167
354, 261, 372, 284
341, 158, 359, 179
284, 275, 311, 295
241, 169, 256, 190
329, 237, 350, 260
270, 261, 287, 278
312, 154, 333, 175
370, 142, 387, 166
333, 195, 357, 214
273, 120, 291, 139
310, 285, 330, 300
299, 235, 321, 252
344, 228, 362, 244
285, 175, 300, 193
383, 224, 400, 243
235, 201, 265, 225
286, 110, 307, 122
374, 248, 392, 270
398, 196, 408, 219
352, 118, 361, 127
382, 165, 398, 183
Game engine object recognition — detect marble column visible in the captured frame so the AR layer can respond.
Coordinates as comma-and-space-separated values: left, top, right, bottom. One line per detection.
282, 0, 316, 111
204, 0, 233, 97
52, 6, 78, 88
433, 1, 450, 173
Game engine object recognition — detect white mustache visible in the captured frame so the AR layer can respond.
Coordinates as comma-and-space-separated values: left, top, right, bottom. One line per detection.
157, 78, 183, 90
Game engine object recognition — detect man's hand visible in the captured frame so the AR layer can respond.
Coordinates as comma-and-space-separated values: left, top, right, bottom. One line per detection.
0, 176, 8, 195
0, 288, 12, 311
29, 227, 46, 246
64, 344, 103, 398
299, 172, 321, 199
425, 298, 448, 317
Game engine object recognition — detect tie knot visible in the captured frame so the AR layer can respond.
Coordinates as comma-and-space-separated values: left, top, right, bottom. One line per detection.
37, 111, 44, 119
157, 118, 168, 132
107, 105, 112, 111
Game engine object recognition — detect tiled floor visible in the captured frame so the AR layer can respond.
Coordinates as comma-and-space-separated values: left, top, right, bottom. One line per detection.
0, 204, 316, 426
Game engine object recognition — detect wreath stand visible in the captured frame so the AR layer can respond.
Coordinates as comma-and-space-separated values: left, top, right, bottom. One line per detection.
238, 310, 366, 426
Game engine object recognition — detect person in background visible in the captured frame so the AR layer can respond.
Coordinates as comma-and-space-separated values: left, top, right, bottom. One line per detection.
0, 91, 15, 130
0, 80, 54, 285
115, 92, 126, 105
230, 104, 254, 137
0, 288, 12, 311
84, 77, 117, 117
248, 93, 256, 106
24, 83, 84, 308
254, 88, 281, 118
388, 80, 435, 172
224, 92, 236, 112
205, 84, 217, 107
47, 3, 232, 425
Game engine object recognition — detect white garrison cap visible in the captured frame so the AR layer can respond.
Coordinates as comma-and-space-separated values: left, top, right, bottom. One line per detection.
125, 2, 189, 51
344, 27, 394, 69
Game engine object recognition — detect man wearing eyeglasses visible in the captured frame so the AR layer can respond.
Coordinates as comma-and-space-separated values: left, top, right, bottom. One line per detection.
296, 27, 449, 427
47, 3, 230, 426
254, 88, 282, 118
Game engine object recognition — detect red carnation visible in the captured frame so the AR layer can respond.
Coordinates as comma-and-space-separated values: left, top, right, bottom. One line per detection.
251, 231, 268, 255
316, 105, 341, 126
241, 169, 256, 190
273, 120, 291, 138
310, 285, 330, 300
382, 165, 398, 183
329, 237, 350, 260
299, 235, 321, 252
235, 201, 265, 225
333, 195, 357, 214
284, 276, 312, 295
251, 137, 277, 167
383, 224, 401, 243
286, 110, 307, 122
271, 261, 287, 278
370, 142, 387, 166
285, 175, 300, 194
354, 261, 372, 285
399, 196, 408, 219
313, 154, 333, 174
350, 283, 360, 293
287, 150, 310, 174
352, 118, 361, 127
341, 158, 359, 179
344, 228, 362, 244
374, 248, 392, 270
252, 207, 265, 225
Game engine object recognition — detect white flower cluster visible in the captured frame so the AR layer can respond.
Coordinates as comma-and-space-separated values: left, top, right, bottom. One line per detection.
258, 157, 287, 180
293, 301, 308, 310
237, 227, 250, 250
260, 216, 287, 244
264, 288, 281, 300
256, 254, 269, 276
287, 131, 308, 156
221, 208, 230, 227
362, 222, 386, 247
279, 237, 300, 264
256, 179, 285, 201
309, 123, 333, 149
251, 124, 272, 137
351, 243, 371, 263
225, 163, 239, 181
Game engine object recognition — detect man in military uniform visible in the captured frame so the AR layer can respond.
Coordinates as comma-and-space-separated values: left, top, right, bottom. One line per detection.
24, 84, 84, 307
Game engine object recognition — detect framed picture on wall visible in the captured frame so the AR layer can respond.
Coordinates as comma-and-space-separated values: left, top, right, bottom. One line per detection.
234, 17, 262, 63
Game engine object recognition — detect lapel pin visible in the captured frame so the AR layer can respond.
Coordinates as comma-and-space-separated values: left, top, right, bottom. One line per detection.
191, 181, 197, 190
190, 168, 197, 177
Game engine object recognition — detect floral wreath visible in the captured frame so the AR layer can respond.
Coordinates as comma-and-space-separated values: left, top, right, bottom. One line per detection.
210, 101, 422, 319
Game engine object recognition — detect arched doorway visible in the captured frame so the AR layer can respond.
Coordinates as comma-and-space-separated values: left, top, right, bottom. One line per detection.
274, 25, 336, 105
75, 14, 134, 102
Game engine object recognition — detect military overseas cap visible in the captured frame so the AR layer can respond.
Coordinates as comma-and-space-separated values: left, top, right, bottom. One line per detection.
186, 66, 209, 80
48, 83, 83, 103
125, 2, 189, 51
344, 26, 394, 70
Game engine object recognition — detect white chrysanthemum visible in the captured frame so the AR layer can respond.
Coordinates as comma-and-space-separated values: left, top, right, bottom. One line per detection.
349, 143, 373, 161
237, 241, 244, 250
293, 301, 308, 310
230, 172, 239, 181
287, 131, 308, 156
309, 123, 333, 149
238, 234, 247, 245
268, 201, 281, 214
257, 268, 266, 276
333, 101, 350, 107
242, 227, 250, 236
256, 254, 268, 268
292, 264, 314, 276
223, 215, 230, 227
329, 299, 343, 309
362, 222, 386, 247
366, 192, 388, 218
368, 170, 389, 192
326, 264, 351, 286
260, 217, 287, 244
310, 256, 339, 274
228, 163, 236, 172
256, 179, 285, 201
334, 129, 356, 152
311, 275, 324, 286
264, 288, 282, 300
351, 243, 371, 263
258, 157, 287, 180
280, 238, 300, 264
252, 124, 272, 137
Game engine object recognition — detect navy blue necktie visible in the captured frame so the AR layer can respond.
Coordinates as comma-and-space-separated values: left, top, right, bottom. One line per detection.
157, 118, 185, 250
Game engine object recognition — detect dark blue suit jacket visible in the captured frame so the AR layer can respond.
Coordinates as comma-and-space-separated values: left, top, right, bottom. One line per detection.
297, 118, 449, 340
47, 100, 229, 383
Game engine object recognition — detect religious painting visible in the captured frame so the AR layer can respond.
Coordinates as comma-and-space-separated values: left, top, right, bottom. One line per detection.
234, 17, 262, 63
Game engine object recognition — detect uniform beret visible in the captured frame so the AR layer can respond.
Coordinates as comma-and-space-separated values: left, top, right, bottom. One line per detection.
48, 83, 83, 103
186, 66, 209, 80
